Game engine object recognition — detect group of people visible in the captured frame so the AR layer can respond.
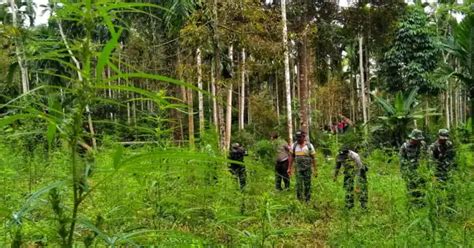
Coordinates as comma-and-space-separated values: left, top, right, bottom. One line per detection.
228, 128, 457, 210
324, 115, 353, 134
400, 128, 456, 208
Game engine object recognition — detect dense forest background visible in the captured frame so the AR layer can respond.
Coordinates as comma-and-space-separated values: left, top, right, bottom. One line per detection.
0, 0, 473, 246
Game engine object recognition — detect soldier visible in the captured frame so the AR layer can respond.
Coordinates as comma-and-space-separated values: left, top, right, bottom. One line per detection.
228, 143, 248, 190
333, 146, 368, 209
400, 129, 426, 207
287, 130, 317, 202
429, 129, 456, 207
271, 133, 290, 191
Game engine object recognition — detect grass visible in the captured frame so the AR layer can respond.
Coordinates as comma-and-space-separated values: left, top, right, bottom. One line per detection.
0, 142, 472, 246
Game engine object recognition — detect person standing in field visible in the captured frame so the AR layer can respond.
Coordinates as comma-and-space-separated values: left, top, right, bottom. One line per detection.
228, 143, 248, 190
271, 132, 290, 191
333, 146, 368, 209
288, 130, 317, 202
429, 129, 457, 209
399, 129, 426, 207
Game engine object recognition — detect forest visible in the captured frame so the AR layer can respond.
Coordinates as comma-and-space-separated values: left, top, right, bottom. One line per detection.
0, 0, 473, 246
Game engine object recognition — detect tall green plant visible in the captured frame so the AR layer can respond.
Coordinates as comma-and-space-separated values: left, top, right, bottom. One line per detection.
372, 88, 438, 147
0, 0, 200, 246
380, 6, 441, 94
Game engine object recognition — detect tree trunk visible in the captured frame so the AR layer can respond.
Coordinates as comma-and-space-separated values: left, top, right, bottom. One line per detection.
239, 48, 246, 130
213, 0, 225, 150
225, 45, 234, 150
197, 48, 205, 135
470, 89, 474, 139
365, 41, 370, 121
449, 80, 454, 127
445, 81, 450, 129
276, 71, 280, 125
211, 59, 218, 128
9, 0, 29, 94
281, 0, 293, 143
359, 35, 368, 133
187, 86, 195, 149
298, 38, 309, 136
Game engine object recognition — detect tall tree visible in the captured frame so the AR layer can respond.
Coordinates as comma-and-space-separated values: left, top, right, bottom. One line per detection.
8, 0, 29, 94
444, 12, 474, 136
239, 48, 246, 130
225, 45, 233, 150
197, 47, 205, 135
380, 6, 441, 94
281, 0, 293, 143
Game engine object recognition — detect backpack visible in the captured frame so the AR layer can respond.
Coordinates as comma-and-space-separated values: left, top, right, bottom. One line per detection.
229, 148, 245, 162
292, 142, 314, 158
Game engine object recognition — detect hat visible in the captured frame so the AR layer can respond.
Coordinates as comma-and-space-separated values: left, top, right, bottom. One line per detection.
231, 143, 240, 148
408, 129, 424, 140
295, 130, 306, 138
438, 129, 449, 140
340, 145, 350, 154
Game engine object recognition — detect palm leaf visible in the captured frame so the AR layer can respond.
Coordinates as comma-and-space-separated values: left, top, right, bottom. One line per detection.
403, 87, 419, 113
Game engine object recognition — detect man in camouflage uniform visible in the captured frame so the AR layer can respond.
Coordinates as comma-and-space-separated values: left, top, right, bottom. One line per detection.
333, 146, 368, 209
400, 129, 426, 206
429, 129, 456, 207
288, 131, 317, 202
228, 143, 248, 190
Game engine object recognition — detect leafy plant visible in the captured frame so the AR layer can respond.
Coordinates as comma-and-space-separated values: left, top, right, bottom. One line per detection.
380, 6, 441, 94
371, 87, 439, 147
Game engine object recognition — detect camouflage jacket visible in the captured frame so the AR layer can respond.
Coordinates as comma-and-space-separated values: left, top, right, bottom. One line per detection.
429, 140, 456, 171
335, 150, 367, 177
399, 141, 425, 168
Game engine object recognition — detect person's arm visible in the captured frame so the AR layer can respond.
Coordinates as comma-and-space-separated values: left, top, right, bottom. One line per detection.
287, 144, 293, 176
447, 142, 456, 169
399, 144, 407, 165
349, 151, 363, 169
310, 144, 317, 177
287, 156, 293, 176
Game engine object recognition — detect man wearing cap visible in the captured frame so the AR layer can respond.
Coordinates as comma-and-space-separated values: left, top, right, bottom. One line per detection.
228, 143, 248, 190
288, 130, 317, 202
429, 129, 456, 206
399, 129, 426, 206
333, 146, 368, 209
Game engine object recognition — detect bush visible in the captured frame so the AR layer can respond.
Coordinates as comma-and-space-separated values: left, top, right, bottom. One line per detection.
252, 140, 274, 164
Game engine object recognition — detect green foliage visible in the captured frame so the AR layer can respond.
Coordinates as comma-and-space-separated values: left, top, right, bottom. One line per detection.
380, 6, 441, 94
232, 129, 256, 148
0, 134, 473, 246
444, 13, 474, 135
252, 139, 274, 164
372, 88, 439, 147
248, 92, 278, 138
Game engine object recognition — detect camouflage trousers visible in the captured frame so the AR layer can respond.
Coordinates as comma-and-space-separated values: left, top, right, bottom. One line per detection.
296, 169, 312, 202
401, 164, 425, 207
343, 168, 368, 209
229, 164, 246, 190
295, 157, 313, 202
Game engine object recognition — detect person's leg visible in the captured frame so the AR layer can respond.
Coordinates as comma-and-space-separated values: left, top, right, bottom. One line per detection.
303, 169, 312, 202
344, 173, 355, 209
296, 169, 303, 201
358, 170, 368, 209
282, 161, 290, 189
275, 161, 283, 190
239, 166, 247, 190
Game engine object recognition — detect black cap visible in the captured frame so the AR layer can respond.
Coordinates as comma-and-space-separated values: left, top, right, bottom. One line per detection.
295, 130, 306, 137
